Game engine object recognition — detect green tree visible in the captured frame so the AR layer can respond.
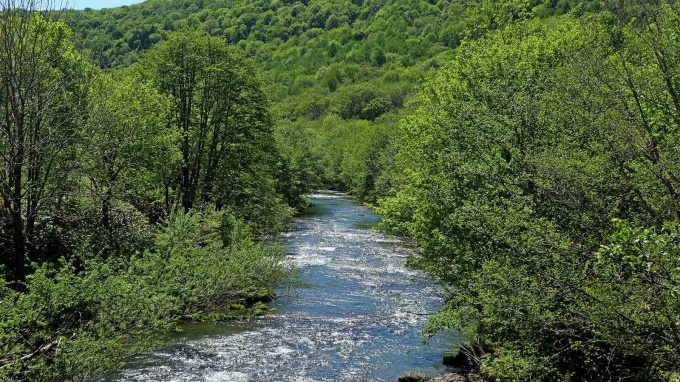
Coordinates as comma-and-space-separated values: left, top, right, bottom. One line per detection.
82, 73, 179, 256
140, 30, 289, 229
379, 2, 680, 379
0, 3, 91, 289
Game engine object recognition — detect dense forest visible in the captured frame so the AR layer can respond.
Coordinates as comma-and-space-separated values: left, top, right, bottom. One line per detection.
2, 0, 680, 380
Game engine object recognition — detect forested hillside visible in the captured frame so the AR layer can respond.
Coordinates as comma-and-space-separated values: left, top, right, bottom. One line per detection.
61, 0, 600, 200
3, 0, 680, 380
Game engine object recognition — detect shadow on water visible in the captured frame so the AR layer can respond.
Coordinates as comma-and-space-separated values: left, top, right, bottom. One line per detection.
98, 190, 459, 382
299, 202, 326, 217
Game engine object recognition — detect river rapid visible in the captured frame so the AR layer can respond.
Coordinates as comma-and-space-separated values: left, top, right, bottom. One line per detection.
100, 191, 458, 382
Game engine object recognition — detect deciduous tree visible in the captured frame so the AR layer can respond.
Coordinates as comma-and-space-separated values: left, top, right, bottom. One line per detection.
0, 0, 91, 289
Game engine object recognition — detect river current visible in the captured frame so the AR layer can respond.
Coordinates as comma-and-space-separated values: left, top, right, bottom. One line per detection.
100, 191, 458, 381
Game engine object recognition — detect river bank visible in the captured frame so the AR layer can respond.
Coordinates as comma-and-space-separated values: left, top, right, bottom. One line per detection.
399, 368, 474, 382
426, 374, 474, 382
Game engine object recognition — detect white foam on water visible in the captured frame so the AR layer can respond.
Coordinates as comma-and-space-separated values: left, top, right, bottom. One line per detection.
307, 193, 347, 199
269, 346, 296, 356
292, 253, 330, 267
291, 377, 317, 382
205, 371, 250, 382
290, 244, 333, 266
392, 309, 426, 327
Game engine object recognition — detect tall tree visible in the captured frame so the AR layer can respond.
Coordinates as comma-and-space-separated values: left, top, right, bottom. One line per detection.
0, 0, 91, 289
83, 73, 179, 242
140, 31, 283, 225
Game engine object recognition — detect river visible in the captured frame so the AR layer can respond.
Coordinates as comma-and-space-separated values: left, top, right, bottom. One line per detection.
100, 191, 458, 381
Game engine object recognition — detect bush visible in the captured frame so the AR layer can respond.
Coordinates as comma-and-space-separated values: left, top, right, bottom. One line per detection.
0, 209, 295, 381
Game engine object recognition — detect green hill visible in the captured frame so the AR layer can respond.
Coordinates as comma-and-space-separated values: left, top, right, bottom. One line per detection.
62, 0, 600, 199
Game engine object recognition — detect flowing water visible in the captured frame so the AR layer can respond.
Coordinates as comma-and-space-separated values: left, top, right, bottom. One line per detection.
100, 191, 459, 382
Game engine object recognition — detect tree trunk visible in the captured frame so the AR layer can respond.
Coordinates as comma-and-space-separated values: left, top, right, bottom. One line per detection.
11, 118, 26, 291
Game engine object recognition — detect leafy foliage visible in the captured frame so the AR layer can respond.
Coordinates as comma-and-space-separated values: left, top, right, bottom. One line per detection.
0, 4, 296, 381
0, 209, 294, 381
137, 30, 291, 230
377, 1, 680, 380
60, 0, 603, 202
